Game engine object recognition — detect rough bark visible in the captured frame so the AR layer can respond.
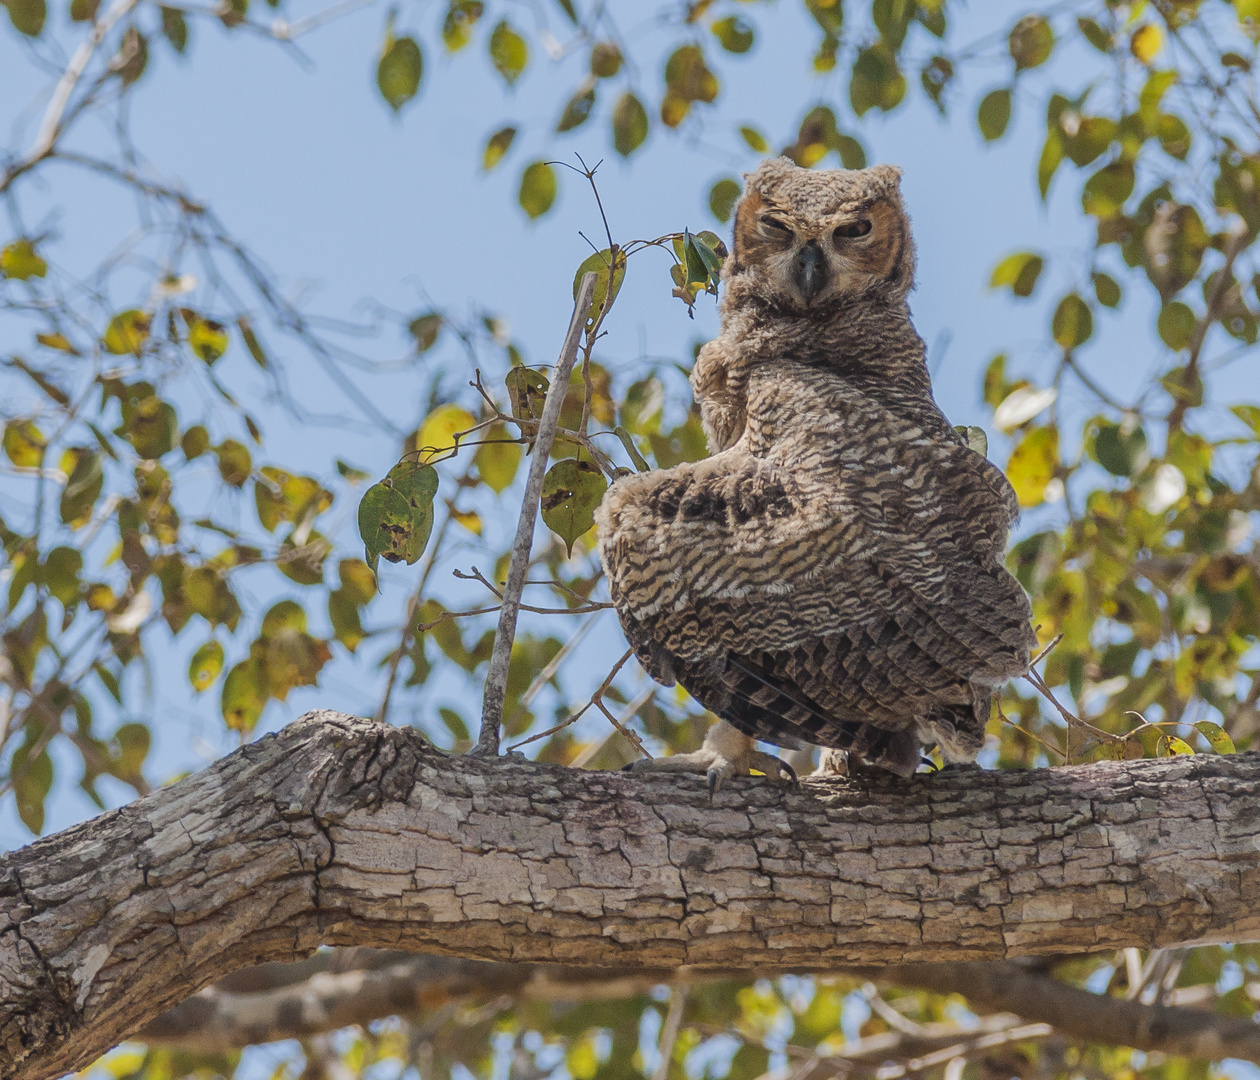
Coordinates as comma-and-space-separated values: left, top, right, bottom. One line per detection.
4, 710, 1260, 1080
142, 949, 1260, 1063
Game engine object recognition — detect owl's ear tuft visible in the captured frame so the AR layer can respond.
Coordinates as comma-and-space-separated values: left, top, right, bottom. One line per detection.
867, 163, 904, 189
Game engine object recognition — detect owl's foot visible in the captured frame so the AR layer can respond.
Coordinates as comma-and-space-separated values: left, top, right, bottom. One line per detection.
622, 720, 796, 794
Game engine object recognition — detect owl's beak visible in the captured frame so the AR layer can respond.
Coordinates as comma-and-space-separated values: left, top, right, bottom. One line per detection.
793, 241, 828, 305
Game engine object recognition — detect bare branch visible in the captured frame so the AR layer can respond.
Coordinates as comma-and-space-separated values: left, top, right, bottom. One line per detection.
476, 272, 597, 755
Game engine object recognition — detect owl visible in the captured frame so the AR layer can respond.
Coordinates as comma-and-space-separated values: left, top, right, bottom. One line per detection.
595, 158, 1037, 789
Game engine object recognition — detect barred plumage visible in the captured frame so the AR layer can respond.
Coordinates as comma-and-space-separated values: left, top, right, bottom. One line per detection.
597, 158, 1036, 783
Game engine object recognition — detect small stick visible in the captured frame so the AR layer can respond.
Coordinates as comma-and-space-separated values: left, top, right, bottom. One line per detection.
474, 272, 597, 756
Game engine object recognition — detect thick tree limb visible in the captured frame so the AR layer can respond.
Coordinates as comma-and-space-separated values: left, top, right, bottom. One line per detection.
141, 949, 1260, 1063
4, 711, 1260, 1080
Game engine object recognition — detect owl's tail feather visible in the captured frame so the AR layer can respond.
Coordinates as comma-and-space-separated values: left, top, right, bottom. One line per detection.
684, 655, 921, 777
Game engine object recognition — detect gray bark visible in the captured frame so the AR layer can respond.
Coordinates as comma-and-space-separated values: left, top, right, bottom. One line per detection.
3, 710, 1260, 1080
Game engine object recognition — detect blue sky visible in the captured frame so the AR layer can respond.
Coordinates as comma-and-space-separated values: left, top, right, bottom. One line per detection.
3, 0, 1257, 844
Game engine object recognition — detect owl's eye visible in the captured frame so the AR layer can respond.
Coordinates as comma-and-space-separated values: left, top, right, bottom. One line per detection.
760, 216, 792, 235
834, 219, 873, 240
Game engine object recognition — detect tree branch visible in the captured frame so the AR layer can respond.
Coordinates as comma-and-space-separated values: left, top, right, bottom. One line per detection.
476, 272, 597, 755
141, 948, 1260, 1064
4, 711, 1260, 1080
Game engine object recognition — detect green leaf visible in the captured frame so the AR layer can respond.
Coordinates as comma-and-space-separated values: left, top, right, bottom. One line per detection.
989, 252, 1042, 297
378, 33, 423, 111
488, 19, 527, 85
1081, 160, 1135, 217
161, 6, 188, 50
70, 0, 99, 20
1077, 16, 1111, 53
1051, 293, 1093, 348
1009, 14, 1053, 69
0, 239, 47, 279
611, 91, 648, 156
977, 88, 1011, 141
215, 439, 252, 487
409, 312, 443, 352
60, 451, 103, 527
189, 639, 225, 692
5, 0, 45, 36
1006, 426, 1059, 507
541, 458, 607, 556
1195, 721, 1235, 754
357, 461, 438, 575
42, 545, 82, 606
709, 177, 741, 223
665, 44, 719, 104
1157, 300, 1196, 350
120, 396, 176, 459
921, 55, 953, 110
955, 425, 989, 457
1087, 418, 1147, 476
589, 41, 621, 78
1037, 131, 1064, 198
557, 81, 596, 132
712, 15, 754, 53
553, 0, 577, 22
1231, 404, 1260, 436
850, 43, 905, 115
103, 309, 152, 356
222, 658, 265, 732
1092, 271, 1122, 308
614, 426, 650, 472
572, 247, 627, 327
13, 739, 52, 833
518, 161, 557, 218
482, 126, 516, 171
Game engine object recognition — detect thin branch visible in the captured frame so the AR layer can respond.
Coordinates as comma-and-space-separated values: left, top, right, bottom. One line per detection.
475, 272, 597, 756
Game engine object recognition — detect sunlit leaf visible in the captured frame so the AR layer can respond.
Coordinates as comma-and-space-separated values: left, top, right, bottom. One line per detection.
215, 439, 252, 487
3, 420, 46, 468
0, 239, 47, 279
1196, 721, 1235, 754
1130, 24, 1162, 64
989, 251, 1042, 296
541, 458, 607, 556
221, 658, 265, 732
739, 125, 768, 153
1157, 300, 1196, 350
850, 43, 905, 115
414, 403, 477, 464
60, 450, 103, 527
103, 310, 152, 356
441, 0, 482, 51
189, 639, 225, 692
1006, 426, 1059, 506
519, 160, 557, 218
1081, 160, 1135, 217
1158, 733, 1196, 756
475, 426, 522, 493
184, 312, 229, 363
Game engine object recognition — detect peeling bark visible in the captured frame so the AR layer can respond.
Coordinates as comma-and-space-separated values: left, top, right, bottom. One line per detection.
3, 710, 1260, 1080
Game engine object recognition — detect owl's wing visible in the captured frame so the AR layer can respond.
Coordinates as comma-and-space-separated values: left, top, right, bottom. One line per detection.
596, 425, 1034, 767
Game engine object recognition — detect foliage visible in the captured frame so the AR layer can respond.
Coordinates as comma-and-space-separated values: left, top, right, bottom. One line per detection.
6, 0, 1260, 1077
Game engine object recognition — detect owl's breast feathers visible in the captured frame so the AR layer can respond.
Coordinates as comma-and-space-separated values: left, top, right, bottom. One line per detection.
597, 358, 1036, 775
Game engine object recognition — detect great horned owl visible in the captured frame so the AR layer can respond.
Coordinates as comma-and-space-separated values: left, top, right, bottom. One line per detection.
595, 158, 1036, 787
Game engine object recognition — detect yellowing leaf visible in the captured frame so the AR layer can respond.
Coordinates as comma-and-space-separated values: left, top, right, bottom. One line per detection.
977, 88, 1011, 141
357, 461, 438, 574
557, 81, 596, 132
1006, 426, 1059, 507
189, 639, 225, 692
3, 420, 46, 468
1009, 14, 1053, 69
0, 239, 47, 279
1130, 23, 1162, 64
709, 177, 741, 223
1158, 733, 1196, 756
36, 332, 77, 353
589, 40, 621, 78
1195, 721, 1235, 754
414, 403, 477, 464
221, 659, 265, 732
482, 126, 516, 170
185, 313, 229, 363
452, 509, 482, 534
1051, 293, 1093, 348
103, 309, 152, 356
475, 427, 522, 493
989, 251, 1043, 297
712, 15, 754, 53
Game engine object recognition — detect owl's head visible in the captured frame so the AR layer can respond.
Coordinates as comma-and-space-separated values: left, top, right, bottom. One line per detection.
728, 158, 915, 311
